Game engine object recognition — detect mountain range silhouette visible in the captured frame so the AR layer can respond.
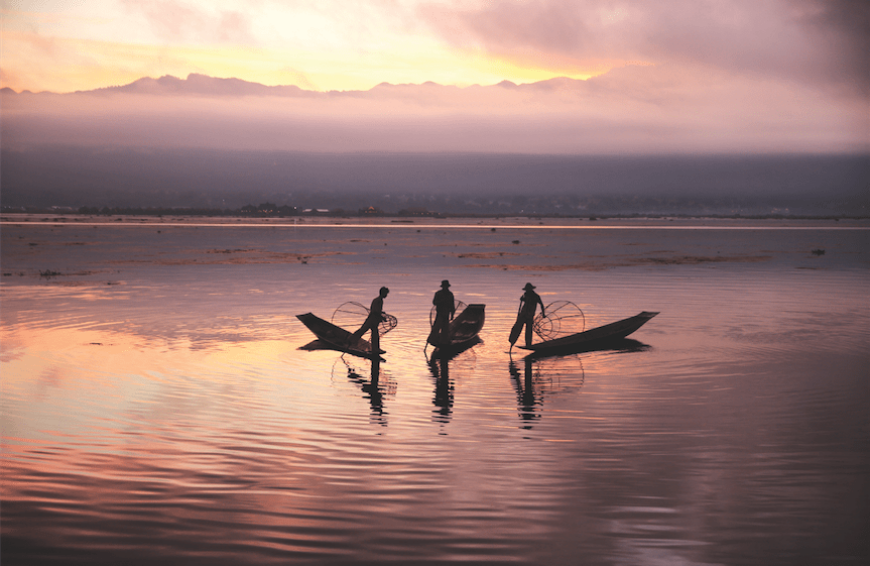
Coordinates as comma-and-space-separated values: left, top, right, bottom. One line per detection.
5, 72, 594, 97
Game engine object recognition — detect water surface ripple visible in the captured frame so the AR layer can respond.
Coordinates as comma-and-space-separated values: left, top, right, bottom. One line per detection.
2, 223, 868, 565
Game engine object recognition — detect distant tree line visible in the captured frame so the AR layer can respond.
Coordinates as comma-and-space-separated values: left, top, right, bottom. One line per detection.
4, 148, 867, 216
73, 203, 301, 217
6, 202, 450, 217
2, 193, 865, 219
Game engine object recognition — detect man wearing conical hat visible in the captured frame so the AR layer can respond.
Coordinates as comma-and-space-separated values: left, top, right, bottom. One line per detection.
510, 282, 546, 347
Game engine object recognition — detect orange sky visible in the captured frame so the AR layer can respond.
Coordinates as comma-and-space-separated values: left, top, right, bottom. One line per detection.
1, 1, 614, 93
4, 1, 866, 96
2, 1, 867, 153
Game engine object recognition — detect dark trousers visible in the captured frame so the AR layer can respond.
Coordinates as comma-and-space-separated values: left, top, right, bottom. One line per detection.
519, 315, 534, 346
352, 315, 380, 348
433, 312, 451, 345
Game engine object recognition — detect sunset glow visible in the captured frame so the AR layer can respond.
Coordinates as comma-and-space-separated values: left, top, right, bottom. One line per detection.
1, 2, 867, 152
3, 3, 869, 565
2, 1, 615, 93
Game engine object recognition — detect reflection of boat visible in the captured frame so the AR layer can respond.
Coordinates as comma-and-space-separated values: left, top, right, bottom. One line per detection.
524, 338, 648, 359
297, 312, 385, 360
516, 311, 659, 353
429, 336, 482, 361
428, 304, 486, 354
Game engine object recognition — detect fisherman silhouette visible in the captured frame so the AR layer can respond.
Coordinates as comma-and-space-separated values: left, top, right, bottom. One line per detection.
431, 280, 455, 346
350, 286, 389, 351
509, 282, 545, 347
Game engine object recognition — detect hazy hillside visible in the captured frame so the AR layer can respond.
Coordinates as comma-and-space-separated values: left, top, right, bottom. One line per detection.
2, 147, 867, 216
2, 72, 867, 216
3, 70, 866, 155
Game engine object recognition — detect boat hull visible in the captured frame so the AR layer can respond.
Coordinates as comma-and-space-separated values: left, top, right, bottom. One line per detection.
297, 312, 385, 360
516, 311, 659, 352
428, 304, 486, 350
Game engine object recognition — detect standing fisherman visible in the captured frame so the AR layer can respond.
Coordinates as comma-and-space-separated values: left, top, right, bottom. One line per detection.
510, 283, 546, 347
431, 280, 455, 346
350, 286, 389, 351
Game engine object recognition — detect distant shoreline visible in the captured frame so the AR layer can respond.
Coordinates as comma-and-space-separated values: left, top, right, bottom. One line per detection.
2, 213, 868, 229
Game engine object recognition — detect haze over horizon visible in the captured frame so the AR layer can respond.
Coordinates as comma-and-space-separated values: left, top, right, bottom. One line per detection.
3, 67, 867, 155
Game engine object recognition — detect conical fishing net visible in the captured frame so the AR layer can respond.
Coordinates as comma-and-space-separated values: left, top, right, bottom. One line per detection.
429, 300, 467, 326
533, 301, 585, 340
332, 301, 398, 336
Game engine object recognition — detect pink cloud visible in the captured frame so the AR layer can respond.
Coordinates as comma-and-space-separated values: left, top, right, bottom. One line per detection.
122, 0, 256, 45
419, 0, 869, 94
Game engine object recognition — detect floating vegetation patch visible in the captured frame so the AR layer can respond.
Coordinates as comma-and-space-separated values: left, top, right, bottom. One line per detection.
630, 255, 773, 265
460, 254, 774, 271
460, 263, 609, 272
38, 269, 107, 279
455, 252, 523, 259
106, 250, 350, 266
206, 248, 256, 254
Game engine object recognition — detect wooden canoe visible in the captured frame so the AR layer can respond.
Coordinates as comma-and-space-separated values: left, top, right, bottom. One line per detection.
516, 311, 659, 352
428, 304, 486, 350
297, 312, 386, 359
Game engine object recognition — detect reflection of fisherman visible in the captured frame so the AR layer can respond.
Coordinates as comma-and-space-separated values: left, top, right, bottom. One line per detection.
510, 282, 545, 347
432, 280, 455, 346
346, 358, 386, 426
351, 286, 389, 350
509, 358, 540, 427
430, 356, 453, 423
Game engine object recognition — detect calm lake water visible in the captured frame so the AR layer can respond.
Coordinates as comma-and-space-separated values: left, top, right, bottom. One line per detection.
2, 219, 869, 565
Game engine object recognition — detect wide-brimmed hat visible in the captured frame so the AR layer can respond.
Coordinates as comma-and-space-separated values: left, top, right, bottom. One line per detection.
523, 282, 536, 290
441, 280, 451, 288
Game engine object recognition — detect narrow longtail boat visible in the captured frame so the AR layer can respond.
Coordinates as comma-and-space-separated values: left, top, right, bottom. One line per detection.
516, 311, 659, 353
297, 312, 385, 360
427, 304, 486, 355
